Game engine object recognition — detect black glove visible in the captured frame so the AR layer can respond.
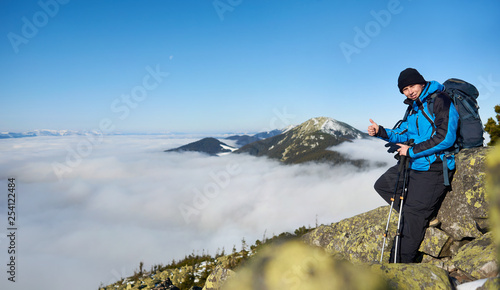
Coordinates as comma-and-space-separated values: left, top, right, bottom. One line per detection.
385, 142, 400, 154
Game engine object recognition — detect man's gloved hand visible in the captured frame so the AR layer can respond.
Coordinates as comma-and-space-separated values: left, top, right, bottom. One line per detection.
385, 142, 400, 154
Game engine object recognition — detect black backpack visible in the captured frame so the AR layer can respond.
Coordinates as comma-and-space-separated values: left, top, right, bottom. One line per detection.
428, 78, 484, 149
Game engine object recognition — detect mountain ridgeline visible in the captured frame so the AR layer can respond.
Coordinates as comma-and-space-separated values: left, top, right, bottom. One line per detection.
164, 137, 237, 156
235, 117, 368, 165
165, 117, 370, 166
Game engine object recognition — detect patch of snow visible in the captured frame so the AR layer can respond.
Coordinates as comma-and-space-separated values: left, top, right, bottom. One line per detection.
456, 278, 488, 290
220, 144, 237, 152
283, 125, 296, 133
320, 118, 362, 138
218, 144, 237, 156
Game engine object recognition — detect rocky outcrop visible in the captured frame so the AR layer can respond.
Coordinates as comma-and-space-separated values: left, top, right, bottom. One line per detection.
303, 205, 397, 264
202, 256, 236, 290
370, 263, 453, 289
207, 147, 498, 289
304, 147, 498, 285
221, 241, 389, 290
417, 147, 499, 282
451, 232, 498, 280
437, 147, 489, 240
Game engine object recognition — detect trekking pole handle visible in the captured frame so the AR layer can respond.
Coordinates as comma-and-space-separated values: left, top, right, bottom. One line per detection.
397, 139, 414, 172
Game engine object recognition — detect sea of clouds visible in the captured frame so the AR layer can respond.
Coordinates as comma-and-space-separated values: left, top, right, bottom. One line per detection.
0, 135, 395, 290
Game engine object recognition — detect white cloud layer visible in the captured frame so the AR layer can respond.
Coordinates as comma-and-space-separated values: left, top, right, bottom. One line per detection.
0, 135, 394, 289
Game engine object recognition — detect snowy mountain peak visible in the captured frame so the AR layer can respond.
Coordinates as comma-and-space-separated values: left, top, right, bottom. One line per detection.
236, 117, 368, 164
292, 117, 364, 139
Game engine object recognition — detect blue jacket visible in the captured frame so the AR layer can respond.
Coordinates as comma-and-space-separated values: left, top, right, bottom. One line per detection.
378, 81, 459, 171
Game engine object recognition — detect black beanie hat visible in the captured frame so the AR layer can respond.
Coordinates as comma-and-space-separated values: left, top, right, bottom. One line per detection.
398, 68, 426, 94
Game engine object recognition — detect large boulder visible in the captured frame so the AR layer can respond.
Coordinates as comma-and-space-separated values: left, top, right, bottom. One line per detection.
438, 147, 490, 240
302, 206, 398, 264
221, 240, 388, 290
450, 232, 498, 280
371, 263, 453, 289
418, 227, 450, 258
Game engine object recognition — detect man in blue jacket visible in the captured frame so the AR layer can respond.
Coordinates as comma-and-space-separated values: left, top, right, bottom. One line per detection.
368, 68, 459, 263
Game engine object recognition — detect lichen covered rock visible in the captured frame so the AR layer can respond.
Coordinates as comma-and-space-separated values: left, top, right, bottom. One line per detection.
438, 147, 490, 240
303, 206, 397, 263
222, 240, 388, 290
478, 276, 500, 290
419, 227, 450, 258
451, 232, 499, 279
486, 146, 500, 265
371, 263, 453, 289
202, 256, 236, 290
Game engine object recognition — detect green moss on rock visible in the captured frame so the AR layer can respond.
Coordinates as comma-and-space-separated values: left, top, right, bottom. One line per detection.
202, 264, 234, 290
371, 263, 453, 289
438, 147, 490, 240
451, 232, 498, 279
486, 146, 500, 265
478, 276, 500, 290
419, 227, 450, 258
303, 206, 398, 264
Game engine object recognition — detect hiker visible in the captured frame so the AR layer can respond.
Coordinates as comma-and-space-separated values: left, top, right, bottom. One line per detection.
368, 68, 459, 263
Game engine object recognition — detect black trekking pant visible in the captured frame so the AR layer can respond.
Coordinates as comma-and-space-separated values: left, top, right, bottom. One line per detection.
374, 164, 452, 263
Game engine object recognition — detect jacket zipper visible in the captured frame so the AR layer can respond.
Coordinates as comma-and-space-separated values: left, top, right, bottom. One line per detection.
416, 114, 420, 136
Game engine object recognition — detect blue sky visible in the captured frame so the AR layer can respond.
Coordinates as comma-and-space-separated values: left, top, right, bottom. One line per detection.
1, 0, 499, 134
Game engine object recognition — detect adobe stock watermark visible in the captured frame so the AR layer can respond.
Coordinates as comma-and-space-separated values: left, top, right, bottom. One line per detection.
477, 74, 500, 101
51, 63, 170, 182
339, 0, 403, 63
179, 162, 242, 224
7, 0, 70, 54
213, 0, 243, 21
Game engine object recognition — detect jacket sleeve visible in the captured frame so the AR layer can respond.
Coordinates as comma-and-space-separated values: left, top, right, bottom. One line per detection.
408, 94, 459, 158
377, 123, 409, 144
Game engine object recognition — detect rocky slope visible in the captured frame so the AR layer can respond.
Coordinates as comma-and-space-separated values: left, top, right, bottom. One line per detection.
102, 146, 500, 290
202, 147, 499, 289
235, 117, 369, 165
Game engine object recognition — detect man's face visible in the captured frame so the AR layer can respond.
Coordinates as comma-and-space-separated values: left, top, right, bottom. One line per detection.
402, 84, 425, 100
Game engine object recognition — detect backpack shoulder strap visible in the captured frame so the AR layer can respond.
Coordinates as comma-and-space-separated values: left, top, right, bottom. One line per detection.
392, 104, 412, 130
427, 92, 439, 117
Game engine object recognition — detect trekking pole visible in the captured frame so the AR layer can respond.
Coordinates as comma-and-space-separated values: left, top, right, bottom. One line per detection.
379, 165, 403, 263
393, 153, 411, 263
379, 142, 409, 263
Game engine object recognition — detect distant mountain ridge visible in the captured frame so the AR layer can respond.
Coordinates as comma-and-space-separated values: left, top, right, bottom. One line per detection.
0, 129, 104, 139
164, 137, 237, 156
164, 128, 291, 156
164, 116, 370, 166
235, 117, 369, 165
224, 128, 291, 147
